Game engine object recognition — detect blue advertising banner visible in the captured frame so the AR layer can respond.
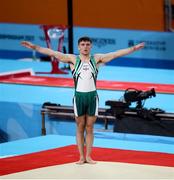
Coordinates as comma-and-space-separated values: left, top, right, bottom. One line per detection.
0, 23, 68, 59
0, 23, 174, 69
74, 27, 174, 61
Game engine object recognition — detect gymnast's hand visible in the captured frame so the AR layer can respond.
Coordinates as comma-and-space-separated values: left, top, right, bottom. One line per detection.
133, 42, 145, 51
21, 41, 36, 50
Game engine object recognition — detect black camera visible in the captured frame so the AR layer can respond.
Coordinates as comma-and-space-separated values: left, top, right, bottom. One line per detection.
124, 88, 156, 108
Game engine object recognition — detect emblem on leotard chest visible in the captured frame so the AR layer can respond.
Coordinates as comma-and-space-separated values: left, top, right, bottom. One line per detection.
83, 64, 90, 71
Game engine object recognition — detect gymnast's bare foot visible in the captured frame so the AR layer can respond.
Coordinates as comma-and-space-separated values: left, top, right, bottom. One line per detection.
86, 157, 97, 164
76, 157, 86, 165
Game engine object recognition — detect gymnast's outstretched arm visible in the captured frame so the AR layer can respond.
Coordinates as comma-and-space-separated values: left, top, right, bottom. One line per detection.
21, 41, 75, 64
95, 42, 145, 64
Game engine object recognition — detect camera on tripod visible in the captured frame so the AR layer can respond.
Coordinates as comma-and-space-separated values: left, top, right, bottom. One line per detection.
124, 88, 156, 108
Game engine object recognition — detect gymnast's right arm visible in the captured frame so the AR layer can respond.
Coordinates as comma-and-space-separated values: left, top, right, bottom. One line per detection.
21, 41, 75, 63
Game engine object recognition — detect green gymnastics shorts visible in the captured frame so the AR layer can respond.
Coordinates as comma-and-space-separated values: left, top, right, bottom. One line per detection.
73, 91, 99, 117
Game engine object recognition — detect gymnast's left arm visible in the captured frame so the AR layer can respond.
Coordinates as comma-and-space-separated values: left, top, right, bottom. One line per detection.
95, 42, 145, 64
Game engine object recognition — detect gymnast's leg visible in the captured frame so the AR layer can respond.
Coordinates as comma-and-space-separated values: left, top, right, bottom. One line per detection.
75, 115, 86, 164
85, 115, 97, 164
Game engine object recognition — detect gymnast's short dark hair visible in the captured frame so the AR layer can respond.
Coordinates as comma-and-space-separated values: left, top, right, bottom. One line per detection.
78, 36, 92, 44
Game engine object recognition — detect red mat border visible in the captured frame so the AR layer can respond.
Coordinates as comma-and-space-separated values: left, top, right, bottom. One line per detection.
1, 145, 174, 175
0, 71, 174, 94
0, 74, 174, 94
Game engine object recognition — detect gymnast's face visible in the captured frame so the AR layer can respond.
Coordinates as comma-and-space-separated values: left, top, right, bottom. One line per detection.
78, 41, 92, 55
